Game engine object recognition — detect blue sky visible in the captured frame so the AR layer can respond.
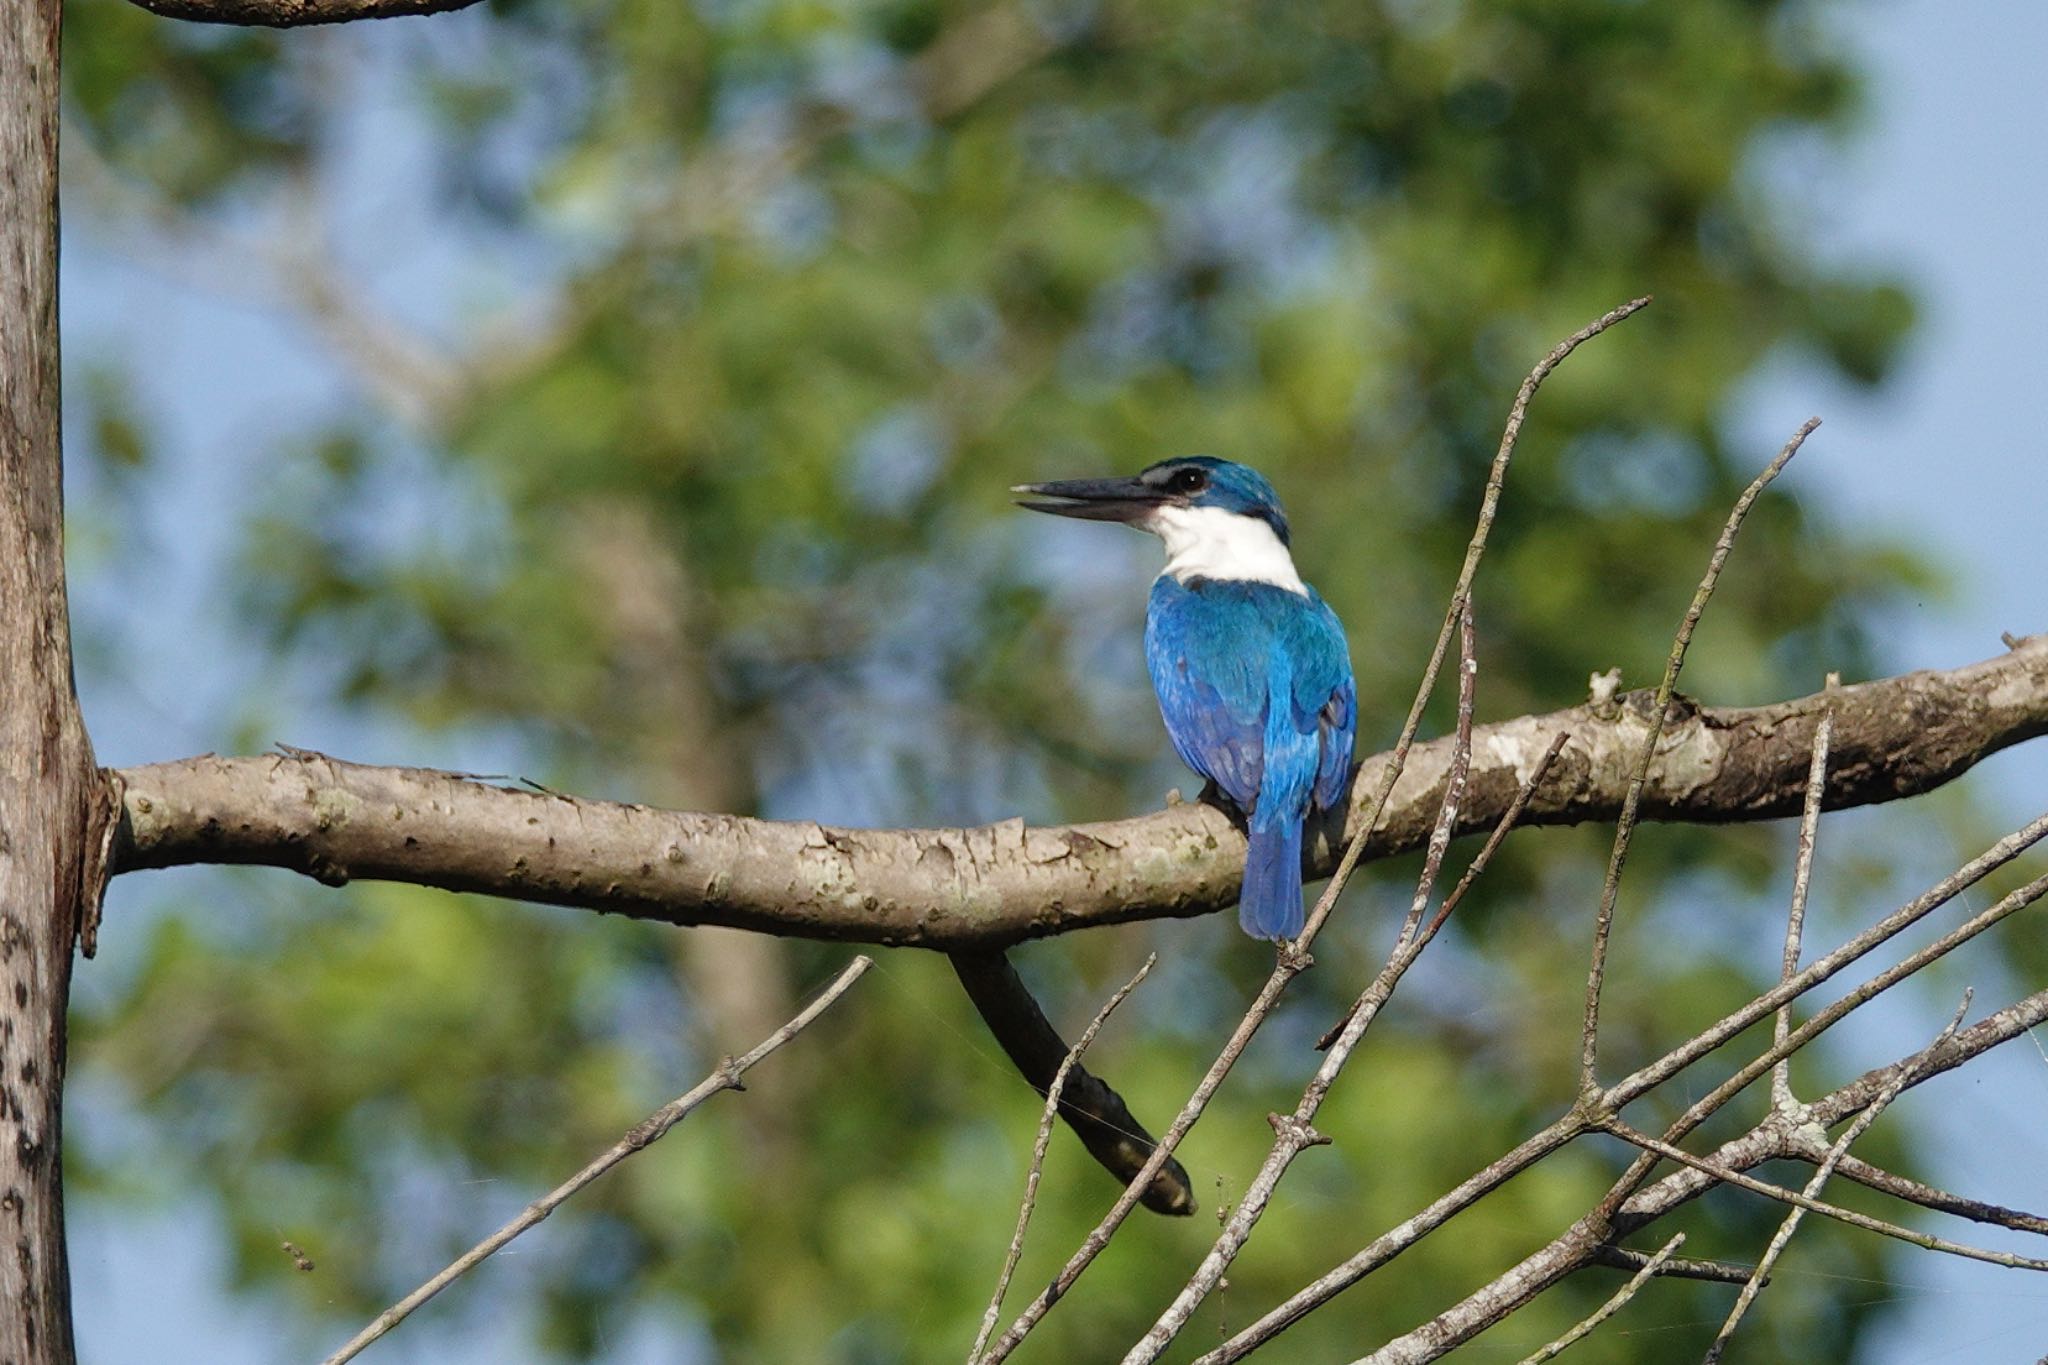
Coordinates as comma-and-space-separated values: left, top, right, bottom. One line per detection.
59, 2, 2048, 1361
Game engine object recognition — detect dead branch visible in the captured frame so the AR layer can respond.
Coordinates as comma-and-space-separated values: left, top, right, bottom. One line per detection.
122, 0, 481, 29
949, 953, 1193, 1215
1583, 1242, 1753, 1286
1260, 986, 2048, 1365
1190, 749, 2048, 1359
970, 955, 1155, 1361
1519, 1233, 1683, 1365
1700, 992, 1970, 1362
1814, 1154, 2048, 1236
1581, 419, 1818, 1089
1604, 1118, 2048, 1274
1772, 675, 1837, 1109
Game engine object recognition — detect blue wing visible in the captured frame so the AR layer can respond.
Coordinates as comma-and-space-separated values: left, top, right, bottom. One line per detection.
1313, 672, 1356, 813
1144, 578, 1354, 821
1145, 579, 1266, 809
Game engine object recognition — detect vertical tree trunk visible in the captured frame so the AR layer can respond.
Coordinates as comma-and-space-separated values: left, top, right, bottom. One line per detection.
1, 0, 108, 1356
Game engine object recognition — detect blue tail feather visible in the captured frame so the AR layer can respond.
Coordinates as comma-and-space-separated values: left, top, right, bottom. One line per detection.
1239, 820, 1305, 942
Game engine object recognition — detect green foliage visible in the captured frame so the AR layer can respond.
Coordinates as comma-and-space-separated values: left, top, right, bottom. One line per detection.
69, 0, 1937, 1358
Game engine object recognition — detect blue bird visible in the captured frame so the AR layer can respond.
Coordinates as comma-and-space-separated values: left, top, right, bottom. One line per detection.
1015, 457, 1356, 941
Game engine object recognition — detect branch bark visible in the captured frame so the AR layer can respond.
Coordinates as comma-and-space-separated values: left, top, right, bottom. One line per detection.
109, 635, 2048, 948
121, 0, 483, 27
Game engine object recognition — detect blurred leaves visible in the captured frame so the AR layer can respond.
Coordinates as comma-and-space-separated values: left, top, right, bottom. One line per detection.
65, 0, 1944, 1359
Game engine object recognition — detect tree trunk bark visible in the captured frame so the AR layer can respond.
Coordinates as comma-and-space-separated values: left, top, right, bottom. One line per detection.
1, 0, 112, 1357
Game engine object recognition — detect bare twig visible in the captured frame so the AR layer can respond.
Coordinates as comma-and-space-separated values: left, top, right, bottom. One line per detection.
1319, 729, 1569, 1050
1818, 1154, 2048, 1236
319, 956, 873, 1365
1605, 1114, 2048, 1274
1299, 985, 2048, 1365
950, 952, 1193, 1214
1771, 675, 1838, 1111
1580, 417, 1821, 1092
1630, 870, 2048, 1156
1298, 298, 1651, 956
1518, 1233, 1684, 1365
122, 0, 481, 24
970, 955, 1156, 1362
1585, 1242, 1754, 1286
1194, 815, 2048, 1364
975, 299, 1652, 1365
1192, 1122, 1595, 1364
1703, 991, 1972, 1363
1400, 606, 1480, 944
1605, 990, 2048, 1257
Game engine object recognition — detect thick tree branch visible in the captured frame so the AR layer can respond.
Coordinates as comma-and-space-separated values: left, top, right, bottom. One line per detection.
122, 0, 482, 27
109, 635, 2048, 948
2, 0, 119, 1356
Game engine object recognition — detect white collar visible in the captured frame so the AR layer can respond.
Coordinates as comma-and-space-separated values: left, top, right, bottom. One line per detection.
1143, 504, 1307, 595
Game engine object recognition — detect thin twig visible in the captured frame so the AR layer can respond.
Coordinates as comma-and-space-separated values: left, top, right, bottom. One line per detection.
970, 955, 1157, 1362
1518, 1233, 1684, 1365
1194, 814, 2048, 1365
1632, 870, 2048, 1155
1599, 809, 2048, 1117
950, 952, 1193, 1213
1586, 1242, 1754, 1286
319, 956, 874, 1365
1298, 297, 1651, 957
1605, 1115, 2048, 1274
971, 967, 1287, 1363
1580, 417, 1821, 1093
1319, 729, 1569, 1051
1819, 1154, 2048, 1236
1399, 605, 1479, 945
1703, 991, 1972, 1362
973, 298, 1653, 1365
1771, 675, 1838, 1111
1590, 866, 2048, 1238
1263, 984, 2048, 1365
1349, 984, 2048, 1365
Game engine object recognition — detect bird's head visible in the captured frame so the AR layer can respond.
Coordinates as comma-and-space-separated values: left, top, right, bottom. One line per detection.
1013, 457, 1303, 591
1013, 456, 1291, 544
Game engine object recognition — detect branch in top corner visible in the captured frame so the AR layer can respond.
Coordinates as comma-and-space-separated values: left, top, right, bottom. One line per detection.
107, 636, 2048, 949
124, 0, 481, 27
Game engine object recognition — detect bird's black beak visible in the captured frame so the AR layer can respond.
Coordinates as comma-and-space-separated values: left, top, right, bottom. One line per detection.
1012, 476, 1164, 523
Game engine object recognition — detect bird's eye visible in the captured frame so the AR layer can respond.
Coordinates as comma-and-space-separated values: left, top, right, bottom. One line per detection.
1169, 468, 1208, 495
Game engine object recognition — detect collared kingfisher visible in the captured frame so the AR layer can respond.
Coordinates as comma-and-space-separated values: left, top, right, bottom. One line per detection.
1015, 457, 1356, 941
